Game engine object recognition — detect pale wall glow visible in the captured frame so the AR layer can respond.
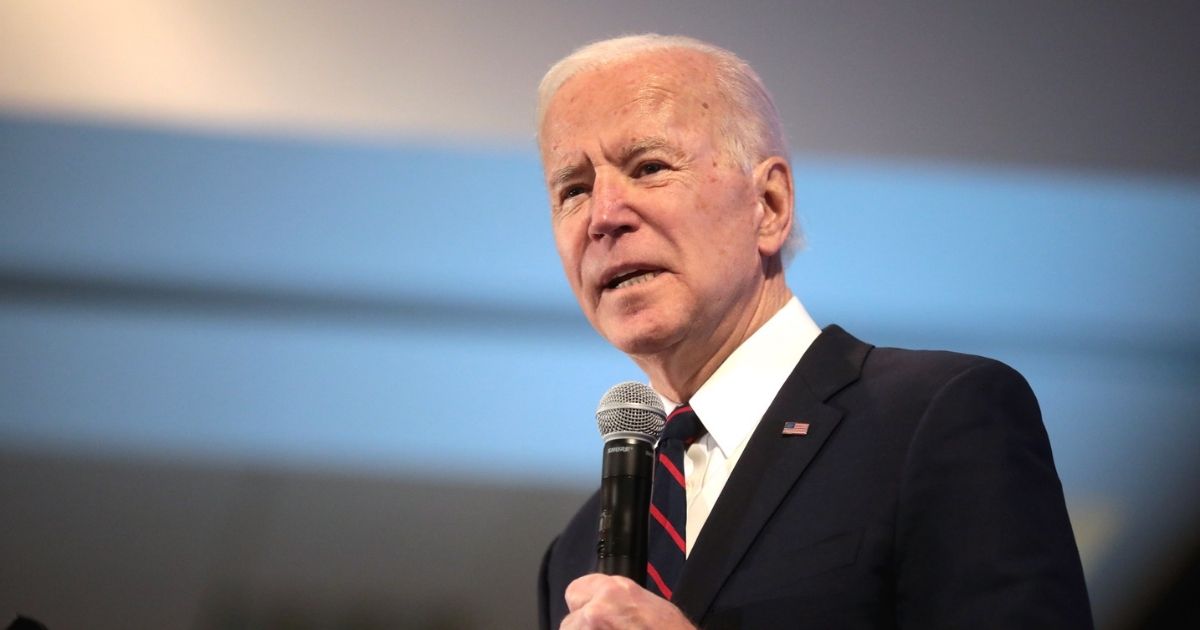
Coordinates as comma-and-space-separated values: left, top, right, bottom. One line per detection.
0, 0, 546, 142
2, 1, 1197, 175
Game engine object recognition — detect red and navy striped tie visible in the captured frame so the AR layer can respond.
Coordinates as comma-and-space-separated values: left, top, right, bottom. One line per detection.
646, 404, 706, 600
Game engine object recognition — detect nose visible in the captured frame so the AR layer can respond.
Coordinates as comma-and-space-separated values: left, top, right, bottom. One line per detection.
588, 171, 640, 241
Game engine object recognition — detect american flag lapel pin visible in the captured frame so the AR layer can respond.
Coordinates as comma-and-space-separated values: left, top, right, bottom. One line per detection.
782, 421, 810, 436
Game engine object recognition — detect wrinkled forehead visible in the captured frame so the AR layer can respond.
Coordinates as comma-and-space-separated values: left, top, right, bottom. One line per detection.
542, 50, 720, 132
539, 51, 723, 166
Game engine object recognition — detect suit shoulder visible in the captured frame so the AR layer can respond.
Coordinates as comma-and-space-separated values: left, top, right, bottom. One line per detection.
816, 326, 1030, 401
862, 345, 1029, 395
829, 343, 1039, 433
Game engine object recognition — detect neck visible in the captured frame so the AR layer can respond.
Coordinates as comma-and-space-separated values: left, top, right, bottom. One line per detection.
633, 274, 792, 402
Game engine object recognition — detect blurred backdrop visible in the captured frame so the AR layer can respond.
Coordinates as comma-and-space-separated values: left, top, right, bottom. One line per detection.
1, 2, 1198, 629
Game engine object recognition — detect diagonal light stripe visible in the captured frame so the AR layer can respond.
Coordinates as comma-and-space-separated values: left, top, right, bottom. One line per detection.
646, 561, 672, 600
658, 452, 685, 488
649, 504, 686, 552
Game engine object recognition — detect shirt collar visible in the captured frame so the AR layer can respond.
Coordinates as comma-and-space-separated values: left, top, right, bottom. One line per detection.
656, 296, 822, 457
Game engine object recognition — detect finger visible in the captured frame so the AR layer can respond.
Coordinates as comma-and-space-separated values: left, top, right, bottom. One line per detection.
559, 607, 604, 630
558, 610, 581, 630
564, 573, 605, 612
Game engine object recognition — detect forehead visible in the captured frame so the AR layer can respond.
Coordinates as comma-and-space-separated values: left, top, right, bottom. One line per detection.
539, 49, 720, 153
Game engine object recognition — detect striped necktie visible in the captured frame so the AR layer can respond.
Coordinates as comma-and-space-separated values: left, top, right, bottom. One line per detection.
646, 404, 706, 600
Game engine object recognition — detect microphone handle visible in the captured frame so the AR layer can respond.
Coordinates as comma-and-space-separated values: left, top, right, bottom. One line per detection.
596, 436, 655, 582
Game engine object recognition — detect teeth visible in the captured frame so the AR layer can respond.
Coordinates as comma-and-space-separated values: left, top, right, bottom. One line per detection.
613, 271, 660, 290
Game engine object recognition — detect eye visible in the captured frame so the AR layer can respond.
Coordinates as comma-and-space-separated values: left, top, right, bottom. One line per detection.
563, 184, 588, 200
635, 161, 667, 177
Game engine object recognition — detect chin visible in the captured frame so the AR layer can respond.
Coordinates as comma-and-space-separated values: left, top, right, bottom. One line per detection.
598, 317, 683, 357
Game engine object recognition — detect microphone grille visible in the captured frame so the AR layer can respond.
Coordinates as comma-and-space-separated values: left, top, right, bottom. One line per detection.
596, 381, 666, 440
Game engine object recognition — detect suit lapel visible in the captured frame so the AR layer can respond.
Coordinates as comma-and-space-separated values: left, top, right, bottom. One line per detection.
672, 325, 871, 622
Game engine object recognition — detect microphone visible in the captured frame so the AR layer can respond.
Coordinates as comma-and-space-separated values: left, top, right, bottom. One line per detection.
594, 381, 666, 582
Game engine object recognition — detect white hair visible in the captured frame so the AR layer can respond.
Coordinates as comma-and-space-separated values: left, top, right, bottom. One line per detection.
536, 33, 803, 260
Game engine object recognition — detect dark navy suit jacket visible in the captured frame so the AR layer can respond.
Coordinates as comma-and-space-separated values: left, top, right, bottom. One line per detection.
538, 326, 1092, 628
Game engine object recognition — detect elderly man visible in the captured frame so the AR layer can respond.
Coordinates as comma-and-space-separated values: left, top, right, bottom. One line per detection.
536, 34, 1092, 629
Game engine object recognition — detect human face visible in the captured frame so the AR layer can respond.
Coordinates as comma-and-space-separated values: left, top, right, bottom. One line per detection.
539, 52, 770, 359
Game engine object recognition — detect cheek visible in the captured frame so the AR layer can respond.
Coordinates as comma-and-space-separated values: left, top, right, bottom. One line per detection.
697, 195, 753, 245
694, 197, 761, 275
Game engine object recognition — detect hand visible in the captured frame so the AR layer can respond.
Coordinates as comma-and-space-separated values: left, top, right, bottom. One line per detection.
560, 573, 696, 629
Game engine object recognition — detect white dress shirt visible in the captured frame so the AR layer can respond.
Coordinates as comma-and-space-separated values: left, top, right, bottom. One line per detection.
655, 296, 822, 555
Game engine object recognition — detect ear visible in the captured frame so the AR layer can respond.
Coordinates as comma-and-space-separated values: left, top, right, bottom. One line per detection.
752, 156, 794, 258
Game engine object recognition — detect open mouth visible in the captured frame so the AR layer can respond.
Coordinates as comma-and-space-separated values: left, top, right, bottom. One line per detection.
606, 269, 661, 290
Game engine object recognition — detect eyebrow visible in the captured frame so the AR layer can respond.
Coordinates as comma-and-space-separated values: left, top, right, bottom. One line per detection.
549, 163, 589, 190
616, 137, 679, 165
548, 137, 684, 189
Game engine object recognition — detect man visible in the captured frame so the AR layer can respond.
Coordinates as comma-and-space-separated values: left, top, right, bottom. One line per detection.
536, 34, 1092, 629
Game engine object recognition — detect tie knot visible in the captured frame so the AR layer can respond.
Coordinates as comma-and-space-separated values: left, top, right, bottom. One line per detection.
662, 404, 706, 443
